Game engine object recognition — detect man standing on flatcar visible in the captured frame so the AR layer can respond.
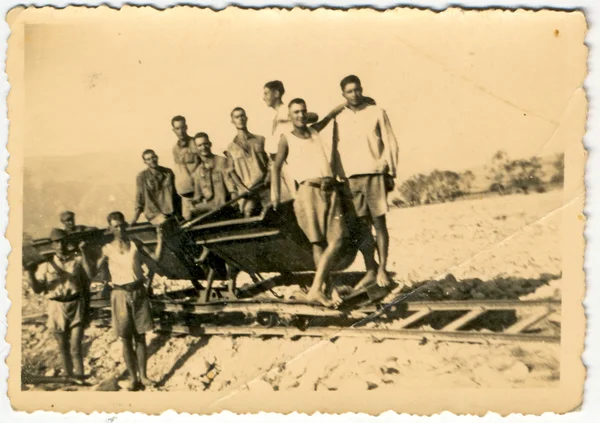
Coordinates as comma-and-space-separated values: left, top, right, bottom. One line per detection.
332, 75, 399, 289
225, 107, 270, 217
272, 98, 346, 307
263, 80, 320, 202
171, 115, 199, 220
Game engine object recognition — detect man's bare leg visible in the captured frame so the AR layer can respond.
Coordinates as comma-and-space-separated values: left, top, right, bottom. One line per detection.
372, 215, 394, 288
54, 332, 73, 376
354, 217, 379, 290
306, 238, 344, 307
135, 333, 157, 387
121, 336, 141, 390
243, 198, 258, 218
69, 325, 84, 378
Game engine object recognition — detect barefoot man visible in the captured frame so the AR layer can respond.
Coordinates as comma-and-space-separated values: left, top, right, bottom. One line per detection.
263, 80, 319, 202
332, 75, 399, 289
24, 228, 93, 382
97, 211, 159, 391
272, 98, 346, 307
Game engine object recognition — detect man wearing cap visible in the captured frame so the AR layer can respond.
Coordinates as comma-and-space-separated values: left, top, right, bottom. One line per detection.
225, 107, 270, 217
96, 211, 160, 391
24, 228, 94, 381
60, 211, 90, 234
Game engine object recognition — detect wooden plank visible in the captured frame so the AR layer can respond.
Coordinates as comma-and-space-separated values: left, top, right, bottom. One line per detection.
441, 307, 485, 331
395, 309, 430, 329
505, 308, 553, 334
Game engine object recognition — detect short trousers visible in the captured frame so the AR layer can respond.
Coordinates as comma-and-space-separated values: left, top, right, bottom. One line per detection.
47, 297, 84, 334
293, 182, 349, 244
346, 174, 389, 218
110, 285, 154, 338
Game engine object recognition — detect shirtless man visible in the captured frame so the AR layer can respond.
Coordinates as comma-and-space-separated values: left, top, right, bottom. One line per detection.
272, 98, 346, 307
24, 228, 93, 381
332, 75, 399, 289
97, 211, 160, 391
225, 107, 270, 217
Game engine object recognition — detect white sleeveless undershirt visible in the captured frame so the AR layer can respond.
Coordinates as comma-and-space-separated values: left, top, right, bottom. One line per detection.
102, 241, 145, 285
285, 128, 333, 184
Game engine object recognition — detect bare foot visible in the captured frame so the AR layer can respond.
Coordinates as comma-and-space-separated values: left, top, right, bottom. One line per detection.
306, 290, 334, 308
354, 269, 377, 291
331, 288, 343, 308
377, 269, 394, 288
140, 377, 158, 388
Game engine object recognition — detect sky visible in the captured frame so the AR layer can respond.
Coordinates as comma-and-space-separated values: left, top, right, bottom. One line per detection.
23, 8, 587, 178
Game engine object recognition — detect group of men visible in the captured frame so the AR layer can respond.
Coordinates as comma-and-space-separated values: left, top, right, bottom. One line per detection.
23, 74, 399, 388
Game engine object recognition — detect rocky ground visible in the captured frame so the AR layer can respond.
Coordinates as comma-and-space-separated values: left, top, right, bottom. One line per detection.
21, 189, 564, 392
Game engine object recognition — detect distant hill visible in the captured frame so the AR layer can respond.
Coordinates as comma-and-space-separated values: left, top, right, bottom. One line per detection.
22, 150, 564, 239
24, 149, 172, 238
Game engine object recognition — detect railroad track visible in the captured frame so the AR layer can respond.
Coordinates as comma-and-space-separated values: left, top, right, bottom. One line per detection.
23, 295, 560, 345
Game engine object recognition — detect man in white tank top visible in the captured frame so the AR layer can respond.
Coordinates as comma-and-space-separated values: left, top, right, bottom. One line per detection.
96, 211, 161, 391
272, 98, 346, 307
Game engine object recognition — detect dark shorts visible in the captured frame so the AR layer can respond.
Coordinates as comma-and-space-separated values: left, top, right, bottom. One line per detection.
110, 285, 154, 338
293, 182, 348, 244
47, 297, 84, 334
347, 174, 389, 218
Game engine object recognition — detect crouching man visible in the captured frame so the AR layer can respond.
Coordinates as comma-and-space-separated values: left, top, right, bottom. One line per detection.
97, 211, 159, 391
24, 228, 93, 381
272, 98, 346, 307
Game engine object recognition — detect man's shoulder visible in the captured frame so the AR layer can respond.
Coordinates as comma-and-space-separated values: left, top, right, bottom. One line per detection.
158, 165, 174, 174
214, 154, 229, 165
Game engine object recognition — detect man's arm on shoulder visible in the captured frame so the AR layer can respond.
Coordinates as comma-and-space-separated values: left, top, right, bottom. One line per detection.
311, 104, 346, 133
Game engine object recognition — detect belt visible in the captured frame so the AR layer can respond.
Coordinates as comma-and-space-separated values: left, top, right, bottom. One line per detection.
112, 280, 145, 292
49, 293, 82, 303
299, 178, 342, 192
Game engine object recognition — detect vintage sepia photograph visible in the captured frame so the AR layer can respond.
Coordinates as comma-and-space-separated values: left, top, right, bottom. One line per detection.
5, 5, 587, 415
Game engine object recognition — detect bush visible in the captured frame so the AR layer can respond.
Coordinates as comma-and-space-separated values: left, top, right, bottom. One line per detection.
551, 153, 565, 185
397, 171, 465, 206
504, 157, 545, 194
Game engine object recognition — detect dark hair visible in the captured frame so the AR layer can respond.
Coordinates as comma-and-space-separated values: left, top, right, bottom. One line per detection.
60, 210, 75, 221
264, 80, 285, 97
288, 98, 306, 109
340, 75, 362, 91
194, 132, 210, 141
106, 211, 126, 224
142, 149, 156, 158
230, 107, 246, 118
171, 115, 186, 127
